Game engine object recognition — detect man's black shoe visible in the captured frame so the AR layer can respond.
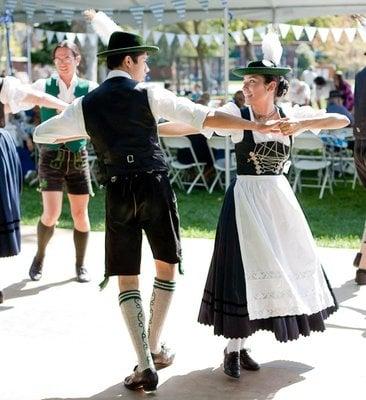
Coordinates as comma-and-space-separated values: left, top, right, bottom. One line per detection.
124, 366, 158, 392
223, 348, 240, 378
240, 349, 260, 371
29, 258, 43, 281
76, 266, 90, 283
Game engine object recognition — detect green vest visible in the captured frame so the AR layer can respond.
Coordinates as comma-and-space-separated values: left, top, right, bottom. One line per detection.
40, 77, 89, 152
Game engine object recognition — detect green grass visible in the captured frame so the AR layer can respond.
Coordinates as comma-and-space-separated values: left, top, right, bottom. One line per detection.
20, 181, 366, 249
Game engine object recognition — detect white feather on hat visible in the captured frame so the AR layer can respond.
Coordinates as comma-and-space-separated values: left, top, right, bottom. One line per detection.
90, 11, 122, 46
261, 32, 283, 66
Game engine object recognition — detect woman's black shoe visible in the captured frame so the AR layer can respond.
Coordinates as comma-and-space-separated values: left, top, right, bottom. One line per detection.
356, 269, 366, 285
124, 366, 158, 393
223, 349, 240, 378
240, 349, 260, 371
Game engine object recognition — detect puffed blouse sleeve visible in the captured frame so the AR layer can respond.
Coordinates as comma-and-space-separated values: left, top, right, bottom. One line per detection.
201, 101, 244, 143
0, 76, 34, 113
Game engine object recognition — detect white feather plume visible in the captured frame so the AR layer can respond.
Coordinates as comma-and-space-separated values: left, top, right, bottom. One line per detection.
261, 32, 283, 66
90, 11, 122, 46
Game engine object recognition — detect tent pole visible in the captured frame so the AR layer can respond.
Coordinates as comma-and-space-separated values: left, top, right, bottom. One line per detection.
26, 24, 32, 81
4, 11, 13, 75
224, 5, 230, 191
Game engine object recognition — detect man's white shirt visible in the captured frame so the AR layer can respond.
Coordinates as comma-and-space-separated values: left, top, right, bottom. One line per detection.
33, 70, 210, 145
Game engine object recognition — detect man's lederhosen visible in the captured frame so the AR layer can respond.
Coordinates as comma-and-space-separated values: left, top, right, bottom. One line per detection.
38, 77, 92, 195
82, 76, 182, 286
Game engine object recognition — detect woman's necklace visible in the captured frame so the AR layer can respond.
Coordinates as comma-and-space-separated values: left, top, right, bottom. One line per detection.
252, 107, 278, 122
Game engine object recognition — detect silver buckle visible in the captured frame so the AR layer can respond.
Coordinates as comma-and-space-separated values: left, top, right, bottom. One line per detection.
127, 154, 134, 164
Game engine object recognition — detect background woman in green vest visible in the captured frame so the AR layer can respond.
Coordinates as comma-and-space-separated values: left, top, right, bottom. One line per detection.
29, 41, 98, 284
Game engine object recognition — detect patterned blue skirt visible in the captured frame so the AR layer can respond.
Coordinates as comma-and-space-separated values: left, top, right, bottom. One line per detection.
0, 129, 22, 257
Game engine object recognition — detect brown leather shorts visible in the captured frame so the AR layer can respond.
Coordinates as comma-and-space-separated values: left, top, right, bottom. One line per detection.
38, 146, 92, 195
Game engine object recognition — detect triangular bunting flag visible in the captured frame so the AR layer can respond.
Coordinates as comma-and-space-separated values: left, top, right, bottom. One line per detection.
34, 28, 44, 42
344, 27, 356, 43
278, 23, 291, 39
317, 27, 329, 43
190, 34, 200, 47
331, 27, 343, 43
256, 26, 266, 40
45, 30, 55, 44
243, 28, 254, 43
153, 31, 163, 44
358, 27, 366, 42
304, 26, 317, 41
202, 34, 213, 46
66, 32, 76, 43
165, 32, 176, 46
231, 31, 242, 45
130, 6, 144, 27
150, 3, 165, 24
171, 0, 186, 20
291, 25, 303, 41
198, 0, 209, 12
177, 34, 187, 47
213, 33, 224, 46
56, 31, 65, 43
76, 33, 86, 46
87, 34, 98, 47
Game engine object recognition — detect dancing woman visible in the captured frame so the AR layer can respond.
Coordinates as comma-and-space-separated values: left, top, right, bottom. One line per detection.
197, 33, 349, 379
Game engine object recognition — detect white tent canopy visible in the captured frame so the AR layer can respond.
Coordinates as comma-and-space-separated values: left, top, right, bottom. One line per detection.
2, 1, 366, 26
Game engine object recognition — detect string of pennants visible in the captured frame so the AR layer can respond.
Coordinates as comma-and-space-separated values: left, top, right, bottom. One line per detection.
2, 0, 228, 25
14, 22, 366, 49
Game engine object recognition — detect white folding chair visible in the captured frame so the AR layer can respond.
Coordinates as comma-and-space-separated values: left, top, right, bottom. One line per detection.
321, 128, 358, 189
207, 136, 236, 193
291, 132, 333, 199
162, 136, 209, 194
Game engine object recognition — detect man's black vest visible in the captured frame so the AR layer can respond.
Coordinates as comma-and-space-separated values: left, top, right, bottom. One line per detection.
354, 67, 366, 138
82, 76, 167, 178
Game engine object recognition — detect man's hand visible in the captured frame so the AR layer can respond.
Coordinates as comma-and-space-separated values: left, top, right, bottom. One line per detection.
84, 9, 96, 22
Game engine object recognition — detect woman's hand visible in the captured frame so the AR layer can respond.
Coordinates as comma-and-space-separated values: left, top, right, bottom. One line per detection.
255, 118, 288, 134
278, 119, 304, 136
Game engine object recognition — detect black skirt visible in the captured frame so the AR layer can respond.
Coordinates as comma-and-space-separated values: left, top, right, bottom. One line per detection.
198, 181, 338, 342
0, 129, 22, 258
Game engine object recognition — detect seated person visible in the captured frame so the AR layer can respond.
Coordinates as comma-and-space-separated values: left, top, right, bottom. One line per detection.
326, 90, 354, 126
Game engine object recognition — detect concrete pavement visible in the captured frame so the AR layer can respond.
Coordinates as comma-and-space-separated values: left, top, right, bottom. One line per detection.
0, 225, 365, 400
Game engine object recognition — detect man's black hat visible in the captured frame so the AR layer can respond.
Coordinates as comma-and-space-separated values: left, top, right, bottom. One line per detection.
98, 31, 159, 57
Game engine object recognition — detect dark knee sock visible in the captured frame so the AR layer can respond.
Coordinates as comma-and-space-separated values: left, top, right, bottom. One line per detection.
35, 221, 55, 264
73, 229, 89, 268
